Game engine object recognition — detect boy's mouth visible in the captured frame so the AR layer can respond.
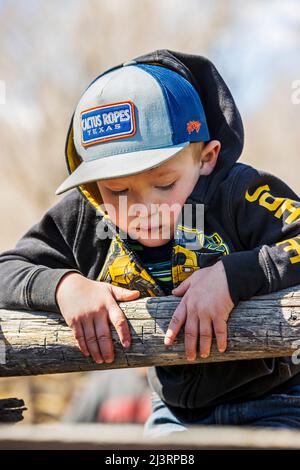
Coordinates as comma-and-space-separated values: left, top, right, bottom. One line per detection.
138, 224, 174, 240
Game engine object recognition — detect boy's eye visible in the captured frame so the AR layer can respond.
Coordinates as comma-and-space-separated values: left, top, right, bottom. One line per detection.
108, 181, 176, 195
109, 189, 128, 195
156, 181, 176, 191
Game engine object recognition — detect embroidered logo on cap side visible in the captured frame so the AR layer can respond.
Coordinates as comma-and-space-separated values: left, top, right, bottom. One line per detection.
187, 120, 201, 134
81, 100, 136, 147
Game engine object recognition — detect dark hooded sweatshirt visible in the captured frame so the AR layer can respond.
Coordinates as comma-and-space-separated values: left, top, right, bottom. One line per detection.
1, 50, 300, 414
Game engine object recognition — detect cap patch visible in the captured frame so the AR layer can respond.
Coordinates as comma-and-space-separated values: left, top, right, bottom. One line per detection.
81, 101, 136, 147
187, 120, 201, 134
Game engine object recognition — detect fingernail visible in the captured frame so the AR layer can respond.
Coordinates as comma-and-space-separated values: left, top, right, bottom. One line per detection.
123, 340, 130, 348
187, 356, 196, 361
96, 359, 103, 364
164, 337, 172, 346
201, 353, 209, 358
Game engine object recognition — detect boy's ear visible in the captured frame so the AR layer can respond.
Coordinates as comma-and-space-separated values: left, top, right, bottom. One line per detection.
200, 140, 221, 176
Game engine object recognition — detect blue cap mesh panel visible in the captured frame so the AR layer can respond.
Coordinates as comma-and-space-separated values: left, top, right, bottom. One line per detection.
136, 64, 210, 143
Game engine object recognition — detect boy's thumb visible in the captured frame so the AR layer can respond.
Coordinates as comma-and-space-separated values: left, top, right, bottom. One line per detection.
111, 285, 141, 301
172, 280, 189, 296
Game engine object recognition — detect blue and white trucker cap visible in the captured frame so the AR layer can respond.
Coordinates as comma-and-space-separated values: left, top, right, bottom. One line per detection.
55, 63, 210, 195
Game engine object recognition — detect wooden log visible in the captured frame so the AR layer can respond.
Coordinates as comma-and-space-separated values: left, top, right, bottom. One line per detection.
1, 286, 300, 377
1, 423, 300, 449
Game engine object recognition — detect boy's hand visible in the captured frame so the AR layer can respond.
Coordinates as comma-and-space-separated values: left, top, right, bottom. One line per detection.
164, 261, 234, 360
56, 272, 140, 364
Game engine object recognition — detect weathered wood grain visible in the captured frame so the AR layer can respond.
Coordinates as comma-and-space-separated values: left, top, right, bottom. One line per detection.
1, 423, 300, 449
1, 286, 300, 377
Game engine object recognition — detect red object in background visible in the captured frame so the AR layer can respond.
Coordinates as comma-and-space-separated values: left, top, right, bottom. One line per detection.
98, 394, 151, 424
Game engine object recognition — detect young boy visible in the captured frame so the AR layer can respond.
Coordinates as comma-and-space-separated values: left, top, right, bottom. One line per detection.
1, 49, 300, 436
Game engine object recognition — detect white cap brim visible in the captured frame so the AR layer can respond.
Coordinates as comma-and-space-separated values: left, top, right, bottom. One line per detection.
55, 142, 189, 195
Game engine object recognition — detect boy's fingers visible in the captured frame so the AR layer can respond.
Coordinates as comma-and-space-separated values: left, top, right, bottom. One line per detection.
94, 317, 114, 363
164, 301, 187, 346
83, 319, 103, 364
107, 302, 131, 348
184, 315, 198, 361
172, 279, 190, 297
72, 321, 90, 357
199, 318, 212, 358
213, 318, 228, 353
110, 285, 140, 302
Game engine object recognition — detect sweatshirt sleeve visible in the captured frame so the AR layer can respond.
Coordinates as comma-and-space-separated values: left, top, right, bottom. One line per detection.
0, 190, 84, 314
221, 167, 300, 306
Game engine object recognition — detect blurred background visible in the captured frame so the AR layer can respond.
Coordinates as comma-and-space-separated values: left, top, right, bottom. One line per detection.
0, 0, 299, 424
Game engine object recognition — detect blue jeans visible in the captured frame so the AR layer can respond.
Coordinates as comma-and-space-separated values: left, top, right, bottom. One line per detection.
143, 385, 300, 438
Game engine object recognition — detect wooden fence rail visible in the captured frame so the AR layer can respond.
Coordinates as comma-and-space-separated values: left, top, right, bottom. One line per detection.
1, 423, 300, 449
1, 286, 300, 377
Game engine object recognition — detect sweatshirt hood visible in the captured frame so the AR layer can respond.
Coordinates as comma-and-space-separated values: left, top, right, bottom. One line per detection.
64, 49, 244, 213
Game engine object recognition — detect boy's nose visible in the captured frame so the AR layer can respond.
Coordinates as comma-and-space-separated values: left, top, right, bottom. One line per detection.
131, 200, 160, 215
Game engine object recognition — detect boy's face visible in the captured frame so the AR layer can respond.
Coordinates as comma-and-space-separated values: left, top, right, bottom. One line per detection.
97, 141, 220, 247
